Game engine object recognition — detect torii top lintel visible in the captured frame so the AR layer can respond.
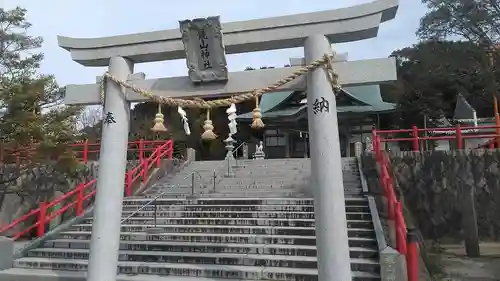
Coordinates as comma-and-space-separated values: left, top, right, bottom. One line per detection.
57, 0, 398, 67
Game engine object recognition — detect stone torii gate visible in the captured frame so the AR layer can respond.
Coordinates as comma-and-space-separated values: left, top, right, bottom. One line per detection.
58, 1, 399, 281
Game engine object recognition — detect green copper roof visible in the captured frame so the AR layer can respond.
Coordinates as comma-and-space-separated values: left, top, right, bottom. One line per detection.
259, 91, 295, 113
237, 85, 396, 120
237, 104, 397, 119
344, 85, 383, 104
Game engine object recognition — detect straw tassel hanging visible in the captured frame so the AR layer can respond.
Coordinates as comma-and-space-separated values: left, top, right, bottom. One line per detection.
251, 94, 265, 129
201, 108, 217, 140
151, 103, 168, 132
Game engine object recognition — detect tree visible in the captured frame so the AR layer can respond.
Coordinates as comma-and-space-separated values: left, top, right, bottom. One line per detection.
417, 0, 500, 112
390, 41, 493, 129
0, 7, 81, 211
76, 106, 102, 142
418, 0, 500, 47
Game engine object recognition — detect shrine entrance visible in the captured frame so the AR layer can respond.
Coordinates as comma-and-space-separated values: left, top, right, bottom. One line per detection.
57, 2, 399, 281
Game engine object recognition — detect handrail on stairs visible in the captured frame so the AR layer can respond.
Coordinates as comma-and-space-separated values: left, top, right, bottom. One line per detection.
211, 142, 246, 192
121, 142, 246, 225
0, 140, 174, 240
372, 131, 419, 281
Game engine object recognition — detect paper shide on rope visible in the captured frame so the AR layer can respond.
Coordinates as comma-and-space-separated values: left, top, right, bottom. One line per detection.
99, 52, 342, 141
227, 102, 237, 136
177, 106, 191, 135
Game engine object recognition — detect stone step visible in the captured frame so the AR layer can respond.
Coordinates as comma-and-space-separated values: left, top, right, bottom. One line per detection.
173, 193, 311, 198
83, 217, 373, 229
229, 169, 306, 173
13, 258, 380, 281
217, 178, 307, 183
122, 197, 368, 205
68, 224, 374, 238
119, 210, 371, 219
0, 268, 301, 281
121, 204, 368, 213
25, 249, 380, 272
41, 239, 378, 258
57, 232, 377, 247
210, 184, 361, 189
214, 184, 307, 189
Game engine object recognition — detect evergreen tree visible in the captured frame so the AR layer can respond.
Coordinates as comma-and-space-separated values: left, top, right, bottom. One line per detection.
0, 7, 81, 210
390, 41, 493, 129
0, 7, 80, 164
418, 0, 500, 46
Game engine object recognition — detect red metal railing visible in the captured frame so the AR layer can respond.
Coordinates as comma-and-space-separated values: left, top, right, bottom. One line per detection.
1, 139, 168, 164
370, 124, 500, 281
0, 140, 173, 240
374, 124, 500, 151
372, 129, 416, 281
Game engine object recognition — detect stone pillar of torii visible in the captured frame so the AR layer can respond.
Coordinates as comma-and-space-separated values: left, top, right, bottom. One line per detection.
57, 1, 399, 281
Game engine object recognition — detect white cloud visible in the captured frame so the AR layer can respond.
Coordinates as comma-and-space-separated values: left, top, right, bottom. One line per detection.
3, 0, 426, 87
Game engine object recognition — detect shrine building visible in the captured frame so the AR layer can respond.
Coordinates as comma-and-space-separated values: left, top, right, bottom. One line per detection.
236, 83, 397, 158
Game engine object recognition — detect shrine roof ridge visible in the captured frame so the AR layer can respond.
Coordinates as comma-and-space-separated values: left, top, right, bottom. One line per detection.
57, 0, 398, 66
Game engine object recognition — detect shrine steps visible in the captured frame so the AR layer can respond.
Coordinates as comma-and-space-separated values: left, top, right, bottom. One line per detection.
1, 157, 382, 281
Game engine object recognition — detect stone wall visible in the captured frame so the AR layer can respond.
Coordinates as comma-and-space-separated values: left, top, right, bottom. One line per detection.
0, 160, 140, 238
363, 150, 500, 242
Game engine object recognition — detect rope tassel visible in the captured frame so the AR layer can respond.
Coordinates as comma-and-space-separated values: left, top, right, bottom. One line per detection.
201, 109, 217, 140
151, 103, 167, 132
251, 94, 265, 129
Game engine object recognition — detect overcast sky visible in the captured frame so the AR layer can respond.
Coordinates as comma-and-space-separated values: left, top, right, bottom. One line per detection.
2, 0, 427, 87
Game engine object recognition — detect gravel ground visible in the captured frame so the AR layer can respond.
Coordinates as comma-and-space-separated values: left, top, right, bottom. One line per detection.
431, 243, 500, 281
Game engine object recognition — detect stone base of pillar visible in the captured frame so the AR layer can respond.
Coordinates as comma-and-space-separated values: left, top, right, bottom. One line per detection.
380, 247, 407, 281
0, 237, 13, 270
253, 151, 265, 160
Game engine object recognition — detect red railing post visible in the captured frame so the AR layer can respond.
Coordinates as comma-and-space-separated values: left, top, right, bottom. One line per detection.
375, 136, 382, 162
386, 182, 396, 220
489, 141, 495, 149
37, 202, 47, 237
125, 172, 132, 197
456, 124, 463, 150
169, 140, 174, 159
142, 159, 149, 183
83, 140, 89, 163
395, 201, 408, 255
411, 125, 419, 152
155, 146, 162, 168
406, 228, 420, 281
76, 184, 84, 216
139, 139, 144, 162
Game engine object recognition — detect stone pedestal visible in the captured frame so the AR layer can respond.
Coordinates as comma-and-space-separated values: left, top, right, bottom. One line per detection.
0, 237, 13, 270
253, 151, 265, 160
380, 247, 407, 281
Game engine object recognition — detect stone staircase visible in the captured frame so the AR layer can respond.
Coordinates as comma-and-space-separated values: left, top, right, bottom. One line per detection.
1, 157, 380, 281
